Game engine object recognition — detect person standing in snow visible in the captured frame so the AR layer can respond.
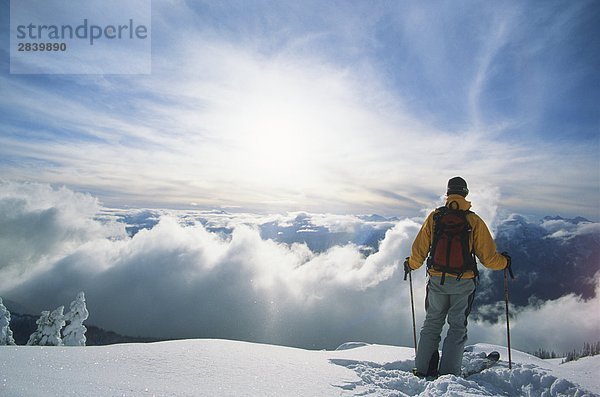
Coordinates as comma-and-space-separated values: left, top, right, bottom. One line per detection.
405, 177, 510, 377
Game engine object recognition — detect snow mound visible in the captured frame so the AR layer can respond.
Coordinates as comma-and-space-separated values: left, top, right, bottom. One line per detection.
330, 345, 598, 396
336, 341, 372, 350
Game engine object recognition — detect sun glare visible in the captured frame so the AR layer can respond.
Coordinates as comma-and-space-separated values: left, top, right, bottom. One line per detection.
237, 114, 316, 189
225, 71, 330, 194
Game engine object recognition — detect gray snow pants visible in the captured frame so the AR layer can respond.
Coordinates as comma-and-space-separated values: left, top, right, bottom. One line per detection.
414, 276, 476, 376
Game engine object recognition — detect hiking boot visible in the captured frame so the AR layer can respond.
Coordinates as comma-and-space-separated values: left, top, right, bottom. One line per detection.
412, 368, 438, 381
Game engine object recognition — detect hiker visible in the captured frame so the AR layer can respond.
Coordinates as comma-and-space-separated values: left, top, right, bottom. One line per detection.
405, 176, 510, 377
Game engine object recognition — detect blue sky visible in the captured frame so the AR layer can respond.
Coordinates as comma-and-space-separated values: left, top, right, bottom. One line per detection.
1, 0, 599, 219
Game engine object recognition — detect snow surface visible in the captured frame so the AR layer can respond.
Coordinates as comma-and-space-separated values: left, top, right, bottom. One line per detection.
0, 340, 598, 396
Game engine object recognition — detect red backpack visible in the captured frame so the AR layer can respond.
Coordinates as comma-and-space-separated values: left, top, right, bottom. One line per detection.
427, 203, 478, 284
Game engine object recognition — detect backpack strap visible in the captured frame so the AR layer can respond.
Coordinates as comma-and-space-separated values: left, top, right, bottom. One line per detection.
430, 206, 447, 284
430, 205, 447, 239
427, 206, 447, 270
463, 210, 480, 284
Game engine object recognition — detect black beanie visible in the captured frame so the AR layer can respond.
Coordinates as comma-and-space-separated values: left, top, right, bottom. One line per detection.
447, 176, 469, 197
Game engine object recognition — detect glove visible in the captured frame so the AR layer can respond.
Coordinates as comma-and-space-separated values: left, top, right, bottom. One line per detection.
501, 252, 514, 279
403, 257, 412, 281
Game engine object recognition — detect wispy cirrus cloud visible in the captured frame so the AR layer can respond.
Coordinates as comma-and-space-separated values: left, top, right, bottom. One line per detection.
0, 1, 597, 219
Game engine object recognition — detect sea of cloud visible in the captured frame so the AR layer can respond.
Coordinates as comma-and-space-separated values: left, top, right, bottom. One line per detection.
0, 181, 598, 353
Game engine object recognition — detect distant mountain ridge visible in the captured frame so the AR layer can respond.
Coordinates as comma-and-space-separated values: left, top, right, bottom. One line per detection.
487, 214, 599, 306
259, 213, 395, 254
542, 215, 591, 224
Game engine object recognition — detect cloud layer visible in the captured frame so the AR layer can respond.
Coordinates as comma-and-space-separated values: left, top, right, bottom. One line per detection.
1, 182, 598, 353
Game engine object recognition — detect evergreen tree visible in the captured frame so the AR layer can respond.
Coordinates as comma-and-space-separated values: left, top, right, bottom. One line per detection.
0, 297, 16, 345
63, 292, 89, 346
562, 341, 600, 363
27, 310, 50, 346
43, 306, 66, 346
533, 348, 557, 360
28, 306, 66, 346
580, 341, 600, 358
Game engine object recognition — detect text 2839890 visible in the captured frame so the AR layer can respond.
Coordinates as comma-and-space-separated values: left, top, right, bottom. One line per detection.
17, 42, 67, 52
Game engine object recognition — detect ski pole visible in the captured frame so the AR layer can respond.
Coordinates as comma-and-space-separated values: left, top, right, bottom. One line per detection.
409, 271, 418, 356
404, 258, 417, 356
504, 267, 513, 370
501, 252, 514, 370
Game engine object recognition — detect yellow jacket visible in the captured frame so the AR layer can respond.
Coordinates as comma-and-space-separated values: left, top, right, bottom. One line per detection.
408, 195, 507, 278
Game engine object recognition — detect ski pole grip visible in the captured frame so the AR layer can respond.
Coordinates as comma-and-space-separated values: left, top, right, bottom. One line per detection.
501, 252, 514, 279
403, 257, 410, 281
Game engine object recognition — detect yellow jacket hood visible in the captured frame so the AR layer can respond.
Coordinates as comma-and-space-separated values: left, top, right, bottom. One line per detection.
446, 194, 472, 211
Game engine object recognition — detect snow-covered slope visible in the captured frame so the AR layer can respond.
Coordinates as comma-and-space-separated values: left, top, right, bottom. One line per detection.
1, 340, 597, 396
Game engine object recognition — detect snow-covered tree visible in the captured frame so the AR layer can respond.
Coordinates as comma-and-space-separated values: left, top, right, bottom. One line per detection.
27, 306, 66, 346
27, 310, 49, 346
0, 297, 16, 345
63, 291, 89, 346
